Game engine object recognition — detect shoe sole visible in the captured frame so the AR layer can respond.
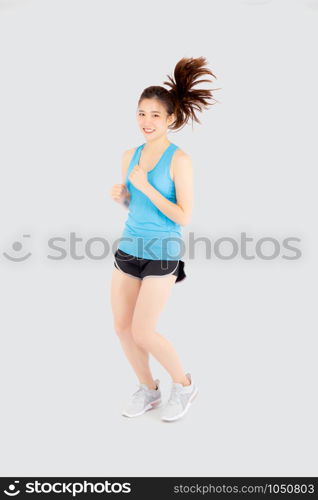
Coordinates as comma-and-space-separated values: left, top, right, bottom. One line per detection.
161, 387, 199, 422
121, 398, 162, 418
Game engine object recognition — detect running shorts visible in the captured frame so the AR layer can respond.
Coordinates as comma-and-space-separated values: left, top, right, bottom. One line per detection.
113, 248, 186, 283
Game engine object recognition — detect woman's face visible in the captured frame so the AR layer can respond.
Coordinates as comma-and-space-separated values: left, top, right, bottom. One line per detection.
137, 98, 174, 141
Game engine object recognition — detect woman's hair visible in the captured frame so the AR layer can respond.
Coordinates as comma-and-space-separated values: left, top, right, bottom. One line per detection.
138, 56, 219, 131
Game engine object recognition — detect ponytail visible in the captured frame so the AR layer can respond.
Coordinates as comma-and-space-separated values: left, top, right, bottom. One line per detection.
138, 57, 219, 131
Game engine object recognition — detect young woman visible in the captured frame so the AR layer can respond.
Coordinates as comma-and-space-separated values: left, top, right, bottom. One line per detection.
110, 57, 216, 422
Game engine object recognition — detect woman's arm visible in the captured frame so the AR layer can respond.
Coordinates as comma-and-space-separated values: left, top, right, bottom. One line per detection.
143, 152, 193, 226
120, 149, 134, 209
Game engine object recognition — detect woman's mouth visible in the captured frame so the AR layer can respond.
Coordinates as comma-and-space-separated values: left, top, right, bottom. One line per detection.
143, 128, 155, 134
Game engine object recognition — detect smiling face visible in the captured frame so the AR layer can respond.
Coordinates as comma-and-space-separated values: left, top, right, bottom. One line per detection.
137, 98, 175, 141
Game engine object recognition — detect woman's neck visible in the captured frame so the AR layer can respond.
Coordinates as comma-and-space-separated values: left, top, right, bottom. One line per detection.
143, 136, 170, 153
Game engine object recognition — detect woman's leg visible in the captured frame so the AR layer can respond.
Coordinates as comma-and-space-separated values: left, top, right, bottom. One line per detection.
110, 267, 157, 389
131, 275, 190, 386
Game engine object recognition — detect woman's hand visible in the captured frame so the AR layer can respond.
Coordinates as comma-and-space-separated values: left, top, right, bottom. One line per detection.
110, 183, 130, 205
128, 165, 150, 193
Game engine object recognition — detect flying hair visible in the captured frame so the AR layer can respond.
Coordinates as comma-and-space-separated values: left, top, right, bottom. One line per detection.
138, 56, 220, 132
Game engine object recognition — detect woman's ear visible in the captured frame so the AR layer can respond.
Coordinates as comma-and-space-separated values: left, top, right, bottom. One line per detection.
167, 113, 175, 127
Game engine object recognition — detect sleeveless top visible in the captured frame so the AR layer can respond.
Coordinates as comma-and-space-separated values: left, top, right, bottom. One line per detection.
117, 142, 183, 260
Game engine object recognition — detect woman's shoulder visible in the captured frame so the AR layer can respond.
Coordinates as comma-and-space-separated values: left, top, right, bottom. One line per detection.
171, 146, 192, 181
122, 144, 141, 161
121, 145, 144, 182
172, 146, 192, 168
122, 144, 143, 166
173, 145, 191, 161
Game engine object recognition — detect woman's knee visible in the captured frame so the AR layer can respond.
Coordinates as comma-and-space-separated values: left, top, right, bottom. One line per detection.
113, 321, 132, 341
131, 322, 151, 348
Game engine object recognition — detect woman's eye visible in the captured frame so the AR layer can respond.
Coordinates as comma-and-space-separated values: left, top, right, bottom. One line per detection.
138, 113, 159, 117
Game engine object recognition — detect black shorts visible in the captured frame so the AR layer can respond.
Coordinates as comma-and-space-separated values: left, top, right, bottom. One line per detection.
113, 249, 186, 283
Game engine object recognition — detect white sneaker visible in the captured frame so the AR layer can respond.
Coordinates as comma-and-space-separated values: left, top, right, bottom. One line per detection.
122, 379, 162, 417
161, 373, 198, 422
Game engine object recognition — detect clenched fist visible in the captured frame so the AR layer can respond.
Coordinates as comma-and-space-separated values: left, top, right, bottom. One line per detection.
110, 183, 130, 205
128, 165, 150, 193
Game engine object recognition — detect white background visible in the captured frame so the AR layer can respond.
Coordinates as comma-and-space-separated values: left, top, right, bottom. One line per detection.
0, 0, 317, 476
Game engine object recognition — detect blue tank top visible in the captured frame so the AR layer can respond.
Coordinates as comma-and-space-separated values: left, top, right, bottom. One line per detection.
117, 142, 183, 260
